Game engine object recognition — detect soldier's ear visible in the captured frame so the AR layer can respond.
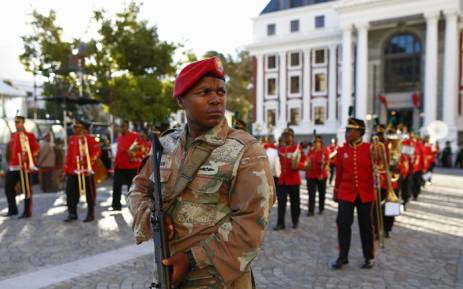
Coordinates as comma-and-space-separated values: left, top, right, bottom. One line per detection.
177, 96, 184, 109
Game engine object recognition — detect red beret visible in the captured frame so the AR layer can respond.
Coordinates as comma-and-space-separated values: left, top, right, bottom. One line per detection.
173, 57, 225, 98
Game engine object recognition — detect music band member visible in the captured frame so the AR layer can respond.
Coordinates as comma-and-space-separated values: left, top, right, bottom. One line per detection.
274, 128, 306, 230
328, 138, 338, 186
332, 118, 376, 270
63, 120, 101, 222
305, 135, 329, 216
111, 120, 145, 211
4, 116, 39, 218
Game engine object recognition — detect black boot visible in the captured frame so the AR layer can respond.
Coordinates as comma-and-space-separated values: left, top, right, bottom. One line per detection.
63, 214, 78, 222
83, 215, 95, 223
331, 258, 348, 270
361, 259, 375, 269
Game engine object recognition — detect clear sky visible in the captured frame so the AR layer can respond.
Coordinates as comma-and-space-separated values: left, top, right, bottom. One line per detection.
0, 0, 269, 82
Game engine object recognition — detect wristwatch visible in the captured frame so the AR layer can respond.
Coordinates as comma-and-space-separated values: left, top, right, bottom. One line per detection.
186, 249, 198, 271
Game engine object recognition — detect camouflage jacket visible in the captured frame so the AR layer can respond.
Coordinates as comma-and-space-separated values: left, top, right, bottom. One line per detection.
128, 119, 275, 289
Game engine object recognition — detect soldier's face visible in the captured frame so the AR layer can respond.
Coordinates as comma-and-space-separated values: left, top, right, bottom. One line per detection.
179, 76, 227, 131
345, 128, 361, 143
15, 119, 25, 131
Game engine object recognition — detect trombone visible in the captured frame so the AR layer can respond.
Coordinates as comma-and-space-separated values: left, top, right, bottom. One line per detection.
76, 137, 93, 196
18, 132, 36, 199
371, 136, 398, 248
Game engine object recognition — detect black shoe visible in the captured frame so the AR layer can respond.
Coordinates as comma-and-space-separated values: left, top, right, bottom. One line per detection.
83, 215, 95, 223
331, 258, 348, 270
4, 211, 18, 217
361, 259, 375, 269
18, 213, 31, 219
292, 223, 298, 229
63, 215, 78, 222
108, 207, 122, 212
385, 231, 390, 238
318, 210, 323, 215
307, 212, 314, 217
273, 224, 285, 231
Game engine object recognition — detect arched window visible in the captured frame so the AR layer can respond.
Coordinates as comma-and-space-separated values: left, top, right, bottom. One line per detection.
384, 33, 422, 93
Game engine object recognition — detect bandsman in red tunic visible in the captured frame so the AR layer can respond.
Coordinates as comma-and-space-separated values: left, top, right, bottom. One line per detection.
410, 132, 425, 200
399, 125, 414, 206
328, 138, 338, 186
274, 128, 307, 230
305, 135, 330, 216
4, 116, 39, 218
111, 120, 144, 211
332, 118, 376, 270
63, 120, 101, 222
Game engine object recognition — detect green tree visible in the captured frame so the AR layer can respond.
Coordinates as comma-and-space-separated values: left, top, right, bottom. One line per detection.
20, 1, 178, 123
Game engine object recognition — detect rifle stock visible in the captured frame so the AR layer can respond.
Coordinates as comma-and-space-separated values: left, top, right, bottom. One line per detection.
149, 133, 172, 289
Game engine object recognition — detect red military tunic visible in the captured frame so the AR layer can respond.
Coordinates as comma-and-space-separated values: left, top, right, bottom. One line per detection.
328, 143, 338, 167
278, 144, 306, 186
334, 141, 375, 203
422, 143, 434, 172
412, 139, 424, 173
114, 131, 143, 170
64, 134, 101, 175
305, 146, 330, 179
8, 131, 40, 170
400, 137, 414, 177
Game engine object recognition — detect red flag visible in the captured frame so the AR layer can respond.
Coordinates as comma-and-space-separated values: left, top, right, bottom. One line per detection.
378, 94, 388, 109
412, 91, 421, 108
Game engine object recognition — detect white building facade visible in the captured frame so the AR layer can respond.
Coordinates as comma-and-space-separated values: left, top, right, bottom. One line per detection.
247, 0, 463, 146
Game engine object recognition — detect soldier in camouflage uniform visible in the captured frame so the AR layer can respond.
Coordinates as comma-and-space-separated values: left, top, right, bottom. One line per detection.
128, 57, 275, 289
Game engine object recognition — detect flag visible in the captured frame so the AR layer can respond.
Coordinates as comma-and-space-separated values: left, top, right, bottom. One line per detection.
412, 91, 421, 108
378, 94, 388, 109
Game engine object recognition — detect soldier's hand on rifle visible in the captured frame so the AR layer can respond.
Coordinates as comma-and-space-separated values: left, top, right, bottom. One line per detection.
164, 214, 175, 240
162, 252, 189, 287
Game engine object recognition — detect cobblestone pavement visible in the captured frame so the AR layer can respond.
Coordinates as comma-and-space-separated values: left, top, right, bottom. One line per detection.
1, 177, 462, 289
0, 180, 135, 280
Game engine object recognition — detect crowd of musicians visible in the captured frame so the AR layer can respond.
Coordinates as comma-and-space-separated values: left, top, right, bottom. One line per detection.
3, 116, 152, 222
262, 117, 440, 269
3, 113, 442, 268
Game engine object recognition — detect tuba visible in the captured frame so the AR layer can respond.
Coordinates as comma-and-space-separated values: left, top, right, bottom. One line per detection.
386, 133, 402, 183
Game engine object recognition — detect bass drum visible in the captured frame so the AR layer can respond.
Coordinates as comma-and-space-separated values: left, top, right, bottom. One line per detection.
94, 158, 108, 184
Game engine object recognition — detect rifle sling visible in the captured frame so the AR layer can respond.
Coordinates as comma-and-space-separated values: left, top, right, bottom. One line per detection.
171, 143, 216, 201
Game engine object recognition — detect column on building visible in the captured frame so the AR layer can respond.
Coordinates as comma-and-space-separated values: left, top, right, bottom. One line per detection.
355, 22, 369, 119
339, 24, 353, 141
327, 44, 338, 126
423, 11, 440, 128
255, 54, 264, 126
302, 48, 312, 127
278, 51, 287, 127
443, 9, 459, 135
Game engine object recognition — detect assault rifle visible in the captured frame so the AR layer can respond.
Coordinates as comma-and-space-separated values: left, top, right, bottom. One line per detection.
149, 133, 172, 289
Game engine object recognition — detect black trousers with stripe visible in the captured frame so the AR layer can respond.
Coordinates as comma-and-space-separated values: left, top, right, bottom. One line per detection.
336, 197, 375, 261
4, 170, 33, 215
65, 174, 96, 218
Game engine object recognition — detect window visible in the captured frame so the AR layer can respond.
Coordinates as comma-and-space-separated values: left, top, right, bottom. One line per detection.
267, 109, 276, 126
290, 76, 300, 94
267, 78, 277, 95
315, 15, 325, 28
384, 33, 422, 92
314, 73, 327, 93
290, 108, 301, 125
267, 55, 277, 69
267, 24, 276, 36
290, 20, 300, 32
290, 52, 300, 67
314, 106, 326, 125
314, 49, 326, 65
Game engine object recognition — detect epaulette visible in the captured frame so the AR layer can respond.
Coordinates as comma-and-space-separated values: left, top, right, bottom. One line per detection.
227, 128, 259, 146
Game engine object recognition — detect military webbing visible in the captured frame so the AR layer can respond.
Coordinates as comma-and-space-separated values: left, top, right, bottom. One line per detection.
172, 142, 216, 199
